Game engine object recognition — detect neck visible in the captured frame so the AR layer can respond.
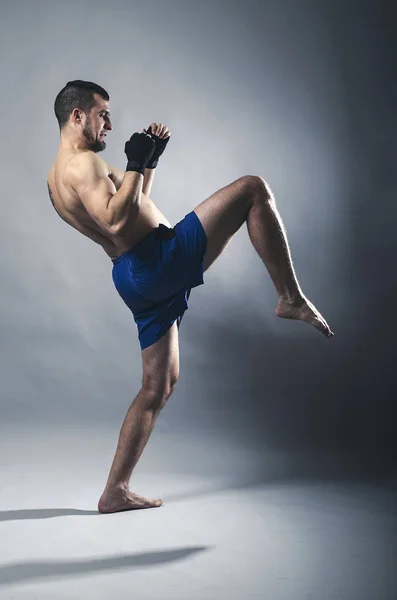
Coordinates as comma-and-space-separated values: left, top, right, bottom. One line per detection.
59, 135, 82, 151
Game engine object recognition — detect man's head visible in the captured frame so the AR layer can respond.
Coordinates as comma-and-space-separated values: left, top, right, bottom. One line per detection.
54, 80, 112, 153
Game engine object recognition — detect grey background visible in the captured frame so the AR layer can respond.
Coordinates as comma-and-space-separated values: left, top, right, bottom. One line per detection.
0, 0, 396, 598
1, 0, 395, 468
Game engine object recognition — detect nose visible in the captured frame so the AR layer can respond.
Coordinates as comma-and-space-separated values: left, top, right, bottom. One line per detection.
105, 120, 113, 131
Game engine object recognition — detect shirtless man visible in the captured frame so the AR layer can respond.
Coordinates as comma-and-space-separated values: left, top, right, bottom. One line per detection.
48, 80, 334, 514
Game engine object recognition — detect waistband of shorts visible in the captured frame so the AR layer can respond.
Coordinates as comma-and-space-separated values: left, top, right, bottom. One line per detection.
111, 224, 176, 265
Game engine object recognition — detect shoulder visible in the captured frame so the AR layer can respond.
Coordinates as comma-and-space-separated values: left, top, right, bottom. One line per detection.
69, 151, 108, 182
70, 150, 103, 170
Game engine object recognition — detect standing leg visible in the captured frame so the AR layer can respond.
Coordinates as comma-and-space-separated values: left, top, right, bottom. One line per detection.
98, 322, 180, 514
194, 175, 334, 337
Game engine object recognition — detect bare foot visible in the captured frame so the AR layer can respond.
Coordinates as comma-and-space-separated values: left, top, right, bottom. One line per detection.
276, 295, 334, 338
98, 488, 162, 514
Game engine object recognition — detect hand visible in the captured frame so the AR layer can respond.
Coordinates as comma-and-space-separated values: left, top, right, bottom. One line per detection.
124, 132, 155, 175
142, 122, 171, 169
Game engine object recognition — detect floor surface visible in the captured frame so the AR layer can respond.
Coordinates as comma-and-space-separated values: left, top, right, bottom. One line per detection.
1, 426, 396, 599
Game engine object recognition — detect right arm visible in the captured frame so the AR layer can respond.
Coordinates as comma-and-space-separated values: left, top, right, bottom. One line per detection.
70, 153, 143, 236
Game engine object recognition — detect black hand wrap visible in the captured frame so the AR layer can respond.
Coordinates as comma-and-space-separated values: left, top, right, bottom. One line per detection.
124, 133, 155, 175
145, 126, 171, 169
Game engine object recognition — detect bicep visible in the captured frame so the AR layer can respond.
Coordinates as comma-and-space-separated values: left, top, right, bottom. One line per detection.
107, 164, 125, 190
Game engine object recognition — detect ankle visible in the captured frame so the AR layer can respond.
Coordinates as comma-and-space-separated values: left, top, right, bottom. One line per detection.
103, 481, 128, 497
279, 291, 305, 305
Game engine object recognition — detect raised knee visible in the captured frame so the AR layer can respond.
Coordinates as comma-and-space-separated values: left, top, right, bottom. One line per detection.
240, 175, 271, 200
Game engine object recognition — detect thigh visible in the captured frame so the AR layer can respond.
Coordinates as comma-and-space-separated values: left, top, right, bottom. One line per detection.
141, 321, 179, 394
193, 175, 258, 272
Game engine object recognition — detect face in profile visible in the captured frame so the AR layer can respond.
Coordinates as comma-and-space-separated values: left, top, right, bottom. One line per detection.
81, 94, 112, 153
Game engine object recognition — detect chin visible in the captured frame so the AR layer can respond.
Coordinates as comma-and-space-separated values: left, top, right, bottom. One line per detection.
92, 142, 106, 153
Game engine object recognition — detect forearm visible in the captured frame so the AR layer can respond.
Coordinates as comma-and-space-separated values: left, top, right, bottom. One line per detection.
107, 171, 143, 234
142, 168, 155, 196
108, 163, 155, 197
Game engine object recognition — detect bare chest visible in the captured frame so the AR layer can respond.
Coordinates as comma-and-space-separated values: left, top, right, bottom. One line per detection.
47, 163, 171, 261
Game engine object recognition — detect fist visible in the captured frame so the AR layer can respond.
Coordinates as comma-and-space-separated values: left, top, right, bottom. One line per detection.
142, 122, 171, 169
143, 122, 171, 141
124, 132, 156, 175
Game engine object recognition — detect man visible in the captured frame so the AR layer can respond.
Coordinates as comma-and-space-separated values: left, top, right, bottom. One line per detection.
48, 80, 334, 514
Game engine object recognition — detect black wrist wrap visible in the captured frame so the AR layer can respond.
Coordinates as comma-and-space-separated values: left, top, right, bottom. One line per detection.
126, 161, 145, 176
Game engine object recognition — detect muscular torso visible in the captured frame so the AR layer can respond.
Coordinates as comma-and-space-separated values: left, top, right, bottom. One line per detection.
47, 150, 171, 261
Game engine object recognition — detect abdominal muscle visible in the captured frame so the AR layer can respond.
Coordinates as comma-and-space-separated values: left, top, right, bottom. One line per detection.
47, 159, 172, 261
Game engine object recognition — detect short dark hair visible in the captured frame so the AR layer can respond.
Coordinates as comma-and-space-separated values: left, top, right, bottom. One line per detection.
54, 80, 110, 130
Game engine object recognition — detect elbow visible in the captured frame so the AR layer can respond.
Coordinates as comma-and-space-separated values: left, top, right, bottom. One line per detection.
107, 189, 142, 238
109, 218, 127, 238
104, 217, 121, 238
108, 223, 122, 237
110, 207, 141, 239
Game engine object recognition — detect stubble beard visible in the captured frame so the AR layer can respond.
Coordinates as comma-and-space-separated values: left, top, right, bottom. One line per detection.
82, 120, 106, 153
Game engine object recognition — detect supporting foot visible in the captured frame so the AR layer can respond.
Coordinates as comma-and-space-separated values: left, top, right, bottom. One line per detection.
276, 295, 334, 338
98, 487, 163, 514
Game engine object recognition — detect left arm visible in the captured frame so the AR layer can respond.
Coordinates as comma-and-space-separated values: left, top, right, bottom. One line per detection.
142, 168, 155, 196
108, 164, 155, 197
107, 121, 170, 198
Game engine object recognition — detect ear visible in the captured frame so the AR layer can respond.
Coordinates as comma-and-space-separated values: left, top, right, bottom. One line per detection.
71, 108, 83, 123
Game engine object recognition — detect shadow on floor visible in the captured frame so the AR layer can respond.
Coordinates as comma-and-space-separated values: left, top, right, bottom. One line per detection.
0, 546, 210, 586
0, 508, 98, 521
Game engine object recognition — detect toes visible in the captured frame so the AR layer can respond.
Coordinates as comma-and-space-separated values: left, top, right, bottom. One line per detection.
314, 315, 332, 336
145, 499, 162, 508
313, 317, 327, 333
322, 320, 334, 338
141, 498, 162, 509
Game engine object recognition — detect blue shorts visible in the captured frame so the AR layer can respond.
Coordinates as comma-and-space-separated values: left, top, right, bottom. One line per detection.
111, 210, 207, 350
